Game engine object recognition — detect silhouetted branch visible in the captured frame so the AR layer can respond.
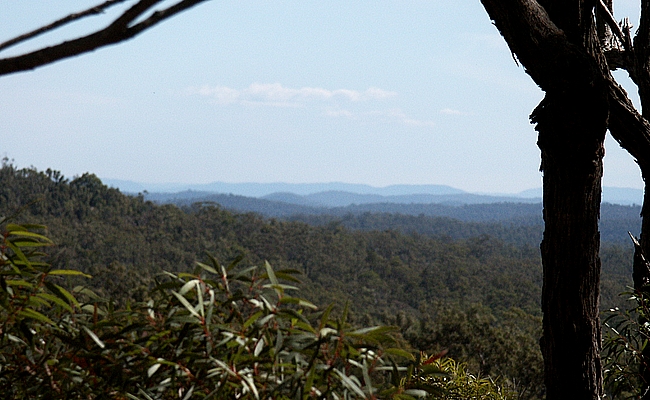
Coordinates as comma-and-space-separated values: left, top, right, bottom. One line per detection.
0, 0, 210, 76
607, 78, 650, 172
0, 0, 129, 53
597, 0, 630, 50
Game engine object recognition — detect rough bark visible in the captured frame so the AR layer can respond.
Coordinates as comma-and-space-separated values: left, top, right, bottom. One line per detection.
534, 92, 607, 398
480, 0, 608, 397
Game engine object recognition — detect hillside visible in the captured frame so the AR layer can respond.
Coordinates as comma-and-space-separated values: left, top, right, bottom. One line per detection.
0, 164, 639, 399
0, 165, 635, 311
145, 191, 641, 245
0, 165, 546, 315
107, 178, 645, 206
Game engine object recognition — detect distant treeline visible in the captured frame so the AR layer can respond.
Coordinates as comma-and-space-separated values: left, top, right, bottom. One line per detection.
0, 163, 634, 313
0, 163, 637, 399
147, 191, 641, 245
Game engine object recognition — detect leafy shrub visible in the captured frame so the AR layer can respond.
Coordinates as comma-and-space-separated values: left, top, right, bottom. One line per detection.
421, 355, 513, 400
0, 219, 515, 399
602, 288, 650, 398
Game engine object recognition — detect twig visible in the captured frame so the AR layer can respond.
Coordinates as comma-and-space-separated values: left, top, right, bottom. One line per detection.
0, 0, 210, 76
0, 0, 130, 53
597, 0, 631, 51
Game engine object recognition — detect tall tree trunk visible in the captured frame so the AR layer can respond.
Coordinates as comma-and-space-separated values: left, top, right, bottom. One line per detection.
482, 0, 650, 394
534, 90, 607, 398
479, 1, 608, 397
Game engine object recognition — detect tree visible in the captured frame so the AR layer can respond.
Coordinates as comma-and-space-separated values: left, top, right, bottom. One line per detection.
12, 1, 650, 397
479, 0, 650, 398
0, 217, 518, 398
0, 0, 210, 76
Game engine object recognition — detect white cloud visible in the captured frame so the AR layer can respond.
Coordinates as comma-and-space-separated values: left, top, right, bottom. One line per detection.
364, 87, 397, 100
325, 109, 354, 117
403, 118, 436, 128
439, 108, 466, 116
326, 107, 435, 128
195, 85, 240, 104
189, 83, 433, 127
189, 83, 397, 106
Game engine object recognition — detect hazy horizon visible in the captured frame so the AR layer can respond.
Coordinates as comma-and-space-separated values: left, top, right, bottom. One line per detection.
1, 2, 645, 193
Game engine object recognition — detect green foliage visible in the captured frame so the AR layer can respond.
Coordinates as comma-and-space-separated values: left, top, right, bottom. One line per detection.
375, 350, 515, 399
0, 164, 555, 398
418, 355, 514, 400
0, 163, 546, 315
0, 219, 516, 399
602, 288, 650, 398
395, 305, 543, 400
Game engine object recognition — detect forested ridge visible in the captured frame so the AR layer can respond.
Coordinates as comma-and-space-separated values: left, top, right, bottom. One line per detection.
150, 191, 642, 246
0, 163, 639, 398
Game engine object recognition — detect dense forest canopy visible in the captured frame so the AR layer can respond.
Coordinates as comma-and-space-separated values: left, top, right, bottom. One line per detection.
0, 162, 642, 398
2, 0, 648, 396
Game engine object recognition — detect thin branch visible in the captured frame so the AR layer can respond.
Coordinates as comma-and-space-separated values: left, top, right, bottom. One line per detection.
109, 0, 161, 29
607, 78, 650, 173
0, 0, 210, 77
127, 0, 210, 34
0, 0, 130, 53
596, 0, 630, 51
635, 0, 650, 52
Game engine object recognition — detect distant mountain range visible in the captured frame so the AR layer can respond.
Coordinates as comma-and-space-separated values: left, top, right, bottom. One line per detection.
261, 191, 542, 207
102, 180, 465, 197
100, 179, 644, 244
103, 178, 644, 206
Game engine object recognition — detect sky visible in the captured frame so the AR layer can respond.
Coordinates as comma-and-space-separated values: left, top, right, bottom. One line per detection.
0, 0, 645, 194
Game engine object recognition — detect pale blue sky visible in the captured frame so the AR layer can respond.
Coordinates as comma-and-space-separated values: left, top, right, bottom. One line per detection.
0, 1, 645, 193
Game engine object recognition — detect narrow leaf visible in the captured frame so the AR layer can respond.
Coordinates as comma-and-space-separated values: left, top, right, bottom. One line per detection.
36, 293, 73, 312
196, 261, 218, 275
243, 311, 264, 329
83, 326, 105, 349
18, 308, 55, 325
48, 269, 92, 278
148, 362, 163, 378
334, 369, 366, 398
264, 260, 279, 286
45, 282, 80, 306
278, 296, 318, 309
385, 348, 415, 361
171, 291, 201, 319
8, 230, 53, 243
254, 337, 264, 357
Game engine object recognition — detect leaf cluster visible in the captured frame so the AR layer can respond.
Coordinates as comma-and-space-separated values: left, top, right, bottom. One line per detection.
602, 287, 650, 398
0, 220, 515, 399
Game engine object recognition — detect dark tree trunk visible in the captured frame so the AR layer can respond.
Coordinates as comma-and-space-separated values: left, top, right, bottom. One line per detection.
482, 0, 650, 396
479, 1, 609, 397
534, 91, 607, 398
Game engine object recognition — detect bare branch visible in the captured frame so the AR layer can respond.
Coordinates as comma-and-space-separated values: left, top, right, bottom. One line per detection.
109, 0, 161, 29
635, 0, 650, 52
481, 0, 606, 93
127, 0, 211, 34
0, 0, 210, 77
0, 0, 130, 53
607, 78, 650, 173
596, 0, 630, 51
